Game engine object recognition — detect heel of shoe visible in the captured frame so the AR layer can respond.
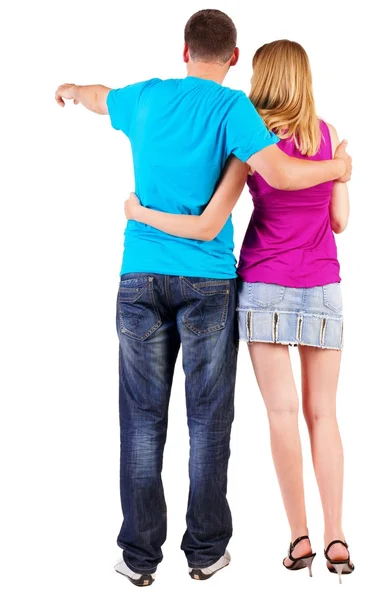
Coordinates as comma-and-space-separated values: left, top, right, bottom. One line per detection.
324, 539, 355, 583
302, 555, 315, 578
334, 563, 345, 585
283, 536, 316, 575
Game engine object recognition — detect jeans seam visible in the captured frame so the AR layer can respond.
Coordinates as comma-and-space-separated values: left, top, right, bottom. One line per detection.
164, 275, 173, 312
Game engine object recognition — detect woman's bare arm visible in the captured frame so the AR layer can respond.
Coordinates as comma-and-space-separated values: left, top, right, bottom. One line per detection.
125, 157, 249, 241
328, 123, 350, 233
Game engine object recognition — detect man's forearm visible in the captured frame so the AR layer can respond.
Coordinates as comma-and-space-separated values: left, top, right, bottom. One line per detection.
72, 85, 110, 114
248, 145, 349, 191
282, 157, 346, 191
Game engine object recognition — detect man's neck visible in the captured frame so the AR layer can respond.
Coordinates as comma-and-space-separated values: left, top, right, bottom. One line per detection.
186, 62, 228, 85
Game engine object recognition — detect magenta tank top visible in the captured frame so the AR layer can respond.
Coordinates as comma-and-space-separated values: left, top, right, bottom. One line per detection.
237, 120, 341, 287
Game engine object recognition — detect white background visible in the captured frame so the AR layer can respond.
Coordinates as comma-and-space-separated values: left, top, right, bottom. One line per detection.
1, 1, 384, 599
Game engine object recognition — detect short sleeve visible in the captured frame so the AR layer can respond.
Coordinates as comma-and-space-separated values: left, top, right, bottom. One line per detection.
226, 93, 279, 162
107, 80, 152, 136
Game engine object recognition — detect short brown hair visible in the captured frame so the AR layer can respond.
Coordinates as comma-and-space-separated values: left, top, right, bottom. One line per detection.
184, 9, 237, 64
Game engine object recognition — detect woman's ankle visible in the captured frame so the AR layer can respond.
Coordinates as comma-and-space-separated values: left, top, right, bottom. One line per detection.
290, 528, 309, 542
324, 529, 345, 545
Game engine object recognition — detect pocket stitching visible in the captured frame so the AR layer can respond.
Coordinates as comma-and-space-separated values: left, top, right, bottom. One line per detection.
119, 285, 148, 305
119, 279, 162, 341
247, 283, 285, 308
323, 285, 342, 313
181, 280, 230, 335
120, 277, 148, 286
182, 277, 230, 296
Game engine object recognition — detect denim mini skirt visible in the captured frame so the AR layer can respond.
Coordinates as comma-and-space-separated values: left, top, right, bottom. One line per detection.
237, 282, 343, 350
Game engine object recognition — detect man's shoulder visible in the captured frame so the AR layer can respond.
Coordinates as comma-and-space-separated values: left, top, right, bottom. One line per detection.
218, 84, 248, 100
216, 86, 254, 116
145, 78, 248, 98
138, 77, 163, 88
221, 84, 247, 97
216, 87, 256, 122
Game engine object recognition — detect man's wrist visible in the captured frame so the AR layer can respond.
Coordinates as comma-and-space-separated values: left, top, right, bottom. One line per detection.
71, 84, 80, 101
333, 158, 346, 179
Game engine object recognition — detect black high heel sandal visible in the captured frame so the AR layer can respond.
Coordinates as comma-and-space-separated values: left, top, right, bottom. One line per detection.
324, 540, 355, 584
283, 535, 316, 577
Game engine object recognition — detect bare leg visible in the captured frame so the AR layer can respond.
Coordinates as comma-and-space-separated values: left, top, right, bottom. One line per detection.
248, 343, 312, 563
299, 346, 348, 561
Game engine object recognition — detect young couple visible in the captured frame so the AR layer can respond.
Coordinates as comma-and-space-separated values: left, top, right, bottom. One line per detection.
55, 8, 353, 588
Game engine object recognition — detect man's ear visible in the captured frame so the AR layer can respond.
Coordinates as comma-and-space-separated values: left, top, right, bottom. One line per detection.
183, 43, 189, 64
230, 47, 240, 67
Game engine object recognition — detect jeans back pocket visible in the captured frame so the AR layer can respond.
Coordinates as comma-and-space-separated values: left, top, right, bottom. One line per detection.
323, 283, 343, 313
247, 282, 285, 308
181, 278, 231, 336
118, 276, 162, 341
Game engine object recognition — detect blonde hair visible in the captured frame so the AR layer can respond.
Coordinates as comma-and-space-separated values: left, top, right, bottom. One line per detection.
250, 40, 320, 156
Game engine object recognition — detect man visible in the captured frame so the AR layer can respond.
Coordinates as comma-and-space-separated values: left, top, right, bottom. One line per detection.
55, 9, 351, 587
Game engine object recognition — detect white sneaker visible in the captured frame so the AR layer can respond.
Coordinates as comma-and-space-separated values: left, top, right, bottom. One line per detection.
189, 550, 231, 580
114, 558, 156, 587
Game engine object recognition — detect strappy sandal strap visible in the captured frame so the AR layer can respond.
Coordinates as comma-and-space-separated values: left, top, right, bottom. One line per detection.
324, 539, 349, 561
288, 535, 310, 561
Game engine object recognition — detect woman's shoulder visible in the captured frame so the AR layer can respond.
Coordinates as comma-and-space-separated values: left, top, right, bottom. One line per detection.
320, 120, 339, 153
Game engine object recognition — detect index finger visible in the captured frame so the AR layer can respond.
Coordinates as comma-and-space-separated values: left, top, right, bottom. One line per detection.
55, 90, 65, 107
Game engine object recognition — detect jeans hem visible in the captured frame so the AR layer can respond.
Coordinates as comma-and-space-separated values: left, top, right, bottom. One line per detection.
187, 555, 224, 570
123, 556, 158, 576
120, 549, 159, 575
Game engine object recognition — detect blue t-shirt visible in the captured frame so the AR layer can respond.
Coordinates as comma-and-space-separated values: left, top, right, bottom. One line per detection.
107, 77, 278, 278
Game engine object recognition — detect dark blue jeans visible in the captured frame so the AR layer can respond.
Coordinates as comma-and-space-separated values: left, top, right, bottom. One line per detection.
116, 274, 238, 574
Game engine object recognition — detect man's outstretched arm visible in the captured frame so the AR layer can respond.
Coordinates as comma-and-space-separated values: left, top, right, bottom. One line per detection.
55, 84, 110, 115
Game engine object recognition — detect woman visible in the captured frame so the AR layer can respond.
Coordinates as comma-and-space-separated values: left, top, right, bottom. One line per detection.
124, 40, 353, 583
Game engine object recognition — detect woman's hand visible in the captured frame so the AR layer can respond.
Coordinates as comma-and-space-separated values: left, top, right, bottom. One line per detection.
124, 193, 141, 221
